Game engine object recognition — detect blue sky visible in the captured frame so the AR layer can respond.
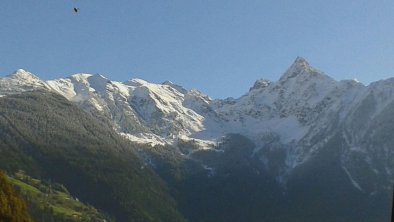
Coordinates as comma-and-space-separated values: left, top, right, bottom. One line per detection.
1, 0, 394, 98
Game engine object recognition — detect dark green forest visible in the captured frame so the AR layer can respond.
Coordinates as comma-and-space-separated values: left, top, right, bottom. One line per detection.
0, 91, 185, 222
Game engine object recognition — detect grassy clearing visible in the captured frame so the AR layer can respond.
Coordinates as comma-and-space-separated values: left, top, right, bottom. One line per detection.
8, 171, 112, 222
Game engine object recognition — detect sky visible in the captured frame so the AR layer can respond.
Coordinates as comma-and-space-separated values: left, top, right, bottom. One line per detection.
1, 0, 394, 99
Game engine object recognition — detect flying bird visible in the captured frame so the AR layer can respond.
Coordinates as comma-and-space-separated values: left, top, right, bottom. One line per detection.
73, 7, 79, 13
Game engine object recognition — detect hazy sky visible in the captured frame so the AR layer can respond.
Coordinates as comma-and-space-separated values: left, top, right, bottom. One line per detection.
1, 0, 394, 98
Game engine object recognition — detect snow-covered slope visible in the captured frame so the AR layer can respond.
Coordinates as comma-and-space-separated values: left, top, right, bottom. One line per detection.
47, 73, 207, 145
0, 69, 50, 95
2, 57, 394, 192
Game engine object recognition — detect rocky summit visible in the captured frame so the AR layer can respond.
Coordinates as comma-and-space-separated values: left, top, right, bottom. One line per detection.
1, 57, 393, 222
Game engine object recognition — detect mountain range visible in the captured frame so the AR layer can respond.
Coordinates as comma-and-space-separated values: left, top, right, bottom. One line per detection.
0, 57, 393, 221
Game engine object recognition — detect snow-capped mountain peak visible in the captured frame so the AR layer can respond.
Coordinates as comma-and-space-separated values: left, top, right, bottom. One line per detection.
69, 73, 93, 81
162, 80, 188, 94
7, 69, 41, 81
47, 73, 207, 141
249, 79, 271, 91
2, 58, 394, 192
0, 69, 49, 95
279, 57, 330, 82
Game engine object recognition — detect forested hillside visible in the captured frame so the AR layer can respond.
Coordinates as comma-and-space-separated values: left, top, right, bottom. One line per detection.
0, 91, 186, 222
